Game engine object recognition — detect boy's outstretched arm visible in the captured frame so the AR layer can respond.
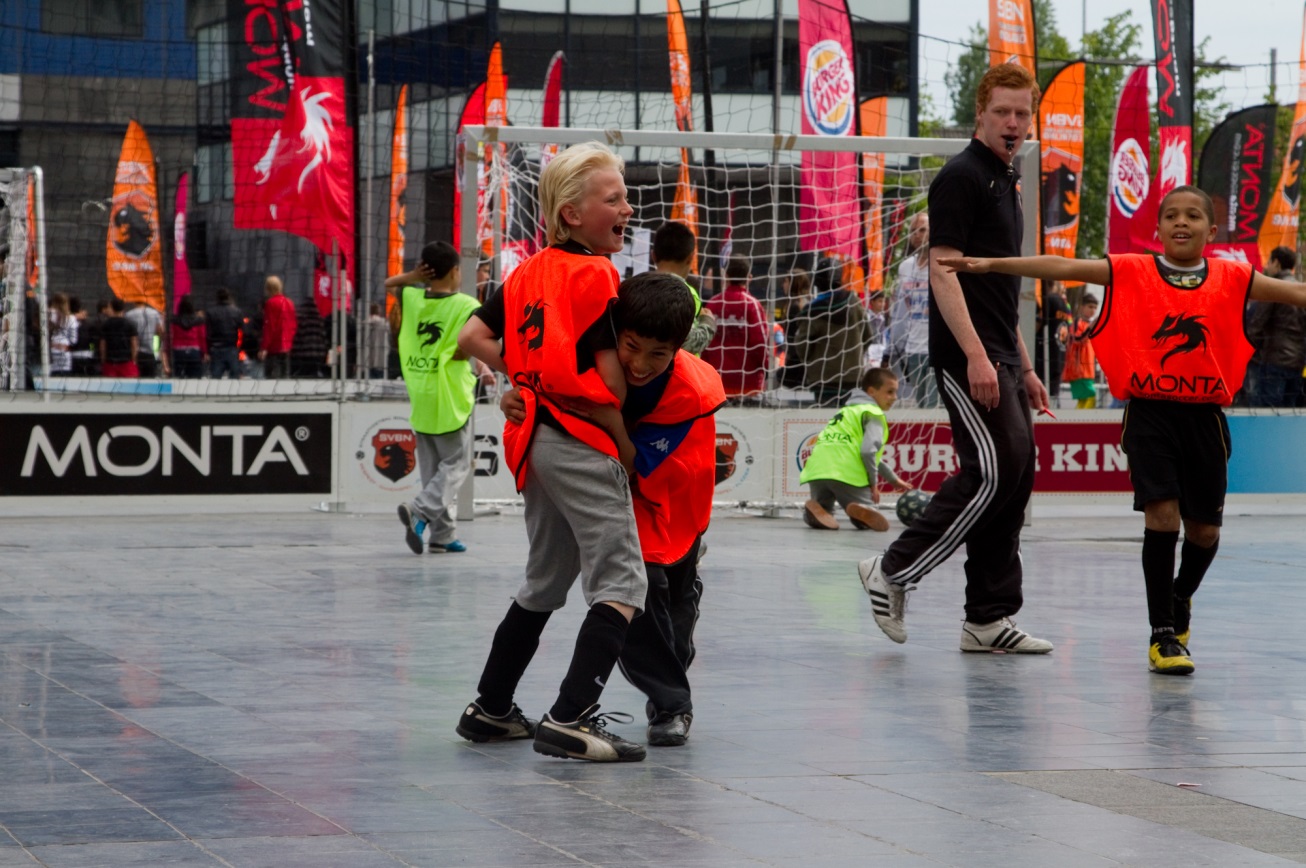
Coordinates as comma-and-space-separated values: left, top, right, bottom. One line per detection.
938, 254, 1110, 287
1250, 272, 1306, 306
457, 317, 508, 375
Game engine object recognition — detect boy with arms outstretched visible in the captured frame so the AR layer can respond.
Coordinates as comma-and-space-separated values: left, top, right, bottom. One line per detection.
503, 272, 726, 747
456, 142, 647, 761
940, 185, 1306, 675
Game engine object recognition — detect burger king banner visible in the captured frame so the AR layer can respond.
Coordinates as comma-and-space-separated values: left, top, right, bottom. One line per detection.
1107, 65, 1152, 255
105, 120, 166, 312
798, 0, 860, 259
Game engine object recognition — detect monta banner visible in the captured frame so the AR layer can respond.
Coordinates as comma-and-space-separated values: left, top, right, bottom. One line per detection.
1198, 104, 1276, 269
1150, 0, 1194, 212
1040, 61, 1084, 261
105, 120, 165, 313
797, 0, 859, 258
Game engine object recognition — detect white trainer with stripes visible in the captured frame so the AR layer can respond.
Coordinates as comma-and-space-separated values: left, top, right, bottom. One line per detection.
959, 617, 1053, 654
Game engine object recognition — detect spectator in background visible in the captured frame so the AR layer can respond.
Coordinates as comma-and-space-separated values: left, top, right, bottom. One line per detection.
1062, 292, 1099, 408
780, 267, 813, 321
47, 292, 77, 376
291, 295, 329, 378
865, 289, 888, 371
787, 255, 874, 406
259, 275, 297, 379
1036, 281, 1072, 408
888, 211, 937, 407
206, 288, 243, 380
126, 301, 168, 377
359, 301, 389, 379
68, 296, 95, 376
1246, 246, 1306, 407
170, 297, 207, 379
701, 254, 769, 400
652, 221, 717, 356
99, 296, 139, 378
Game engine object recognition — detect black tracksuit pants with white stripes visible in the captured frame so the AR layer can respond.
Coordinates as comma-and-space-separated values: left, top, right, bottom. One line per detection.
881, 363, 1035, 624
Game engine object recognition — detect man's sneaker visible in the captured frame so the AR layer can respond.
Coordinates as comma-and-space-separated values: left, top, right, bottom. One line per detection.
533, 705, 646, 762
648, 712, 692, 747
846, 503, 890, 532
1149, 634, 1194, 676
858, 556, 907, 644
1174, 596, 1192, 647
456, 701, 538, 742
803, 500, 839, 530
960, 617, 1053, 653
397, 503, 426, 555
431, 539, 467, 553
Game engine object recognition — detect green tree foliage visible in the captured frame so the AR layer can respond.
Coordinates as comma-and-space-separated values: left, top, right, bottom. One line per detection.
944, 24, 987, 128
1078, 12, 1143, 259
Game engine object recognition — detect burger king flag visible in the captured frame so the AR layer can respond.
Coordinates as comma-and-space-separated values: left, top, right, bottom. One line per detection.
1107, 65, 1153, 255
798, 0, 860, 259
105, 119, 166, 312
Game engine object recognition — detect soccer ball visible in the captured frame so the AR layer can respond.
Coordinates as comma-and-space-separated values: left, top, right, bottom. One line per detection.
895, 489, 932, 527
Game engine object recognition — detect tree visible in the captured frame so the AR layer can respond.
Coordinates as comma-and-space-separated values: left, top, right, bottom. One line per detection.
944, 24, 987, 128
1078, 12, 1144, 259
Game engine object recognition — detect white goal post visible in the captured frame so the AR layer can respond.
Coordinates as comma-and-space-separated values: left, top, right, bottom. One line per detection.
456, 126, 1041, 509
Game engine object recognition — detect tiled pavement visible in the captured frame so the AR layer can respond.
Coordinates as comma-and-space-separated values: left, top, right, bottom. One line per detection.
2, 504, 1305, 867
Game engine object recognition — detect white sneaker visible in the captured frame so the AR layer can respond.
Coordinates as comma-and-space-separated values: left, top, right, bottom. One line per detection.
959, 617, 1053, 654
858, 556, 907, 644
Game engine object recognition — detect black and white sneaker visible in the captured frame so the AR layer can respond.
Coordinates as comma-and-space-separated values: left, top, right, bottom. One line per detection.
455, 701, 538, 742
858, 556, 907, 643
533, 705, 646, 762
960, 617, 1053, 653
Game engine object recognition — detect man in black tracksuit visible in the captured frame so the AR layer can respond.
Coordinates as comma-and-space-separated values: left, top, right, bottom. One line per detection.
858, 63, 1054, 654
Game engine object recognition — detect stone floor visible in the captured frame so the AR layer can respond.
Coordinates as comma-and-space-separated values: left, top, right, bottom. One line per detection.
1, 503, 1305, 867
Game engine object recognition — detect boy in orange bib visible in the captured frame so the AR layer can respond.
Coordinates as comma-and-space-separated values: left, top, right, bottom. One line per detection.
940, 186, 1306, 676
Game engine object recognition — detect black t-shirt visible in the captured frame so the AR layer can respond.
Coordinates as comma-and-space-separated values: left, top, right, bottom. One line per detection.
100, 317, 138, 363
927, 138, 1026, 368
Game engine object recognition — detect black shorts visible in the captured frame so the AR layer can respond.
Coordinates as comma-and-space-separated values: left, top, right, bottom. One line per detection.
1120, 399, 1231, 525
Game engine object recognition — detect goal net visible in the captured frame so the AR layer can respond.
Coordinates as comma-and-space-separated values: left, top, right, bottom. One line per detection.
459, 125, 1040, 507
0, 168, 48, 393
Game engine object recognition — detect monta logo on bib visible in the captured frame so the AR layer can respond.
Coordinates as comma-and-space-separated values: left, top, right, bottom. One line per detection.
802, 40, 855, 137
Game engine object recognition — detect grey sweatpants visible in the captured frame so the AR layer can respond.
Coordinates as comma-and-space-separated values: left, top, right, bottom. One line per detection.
411, 422, 472, 546
808, 478, 876, 512
514, 425, 647, 614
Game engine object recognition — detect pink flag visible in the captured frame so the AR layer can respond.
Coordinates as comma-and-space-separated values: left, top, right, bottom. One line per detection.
173, 171, 191, 312
1107, 65, 1153, 255
798, 0, 860, 258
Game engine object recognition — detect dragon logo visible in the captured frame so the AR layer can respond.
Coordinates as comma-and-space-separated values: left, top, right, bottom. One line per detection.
518, 300, 547, 351
1152, 312, 1210, 368
416, 320, 442, 348
254, 131, 281, 185
110, 192, 156, 258
1041, 156, 1080, 232
1282, 135, 1305, 207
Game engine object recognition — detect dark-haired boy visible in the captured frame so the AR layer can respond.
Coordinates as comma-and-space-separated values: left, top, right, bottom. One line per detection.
384, 241, 485, 554
800, 367, 912, 532
652, 221, 717, 356
503, 270, 725, 747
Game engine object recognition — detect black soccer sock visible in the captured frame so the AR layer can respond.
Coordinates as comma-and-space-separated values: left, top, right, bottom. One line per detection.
475, 602, 552, 716
550, 603, 630, 723
1174, 537, 1219, 601
1142, 528, 1180, 636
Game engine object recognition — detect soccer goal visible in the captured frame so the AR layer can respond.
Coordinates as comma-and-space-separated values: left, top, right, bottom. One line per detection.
0, 167, 48, 393
457, 126, 1040, 509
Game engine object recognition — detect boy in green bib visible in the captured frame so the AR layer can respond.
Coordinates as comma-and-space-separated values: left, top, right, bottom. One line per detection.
800, 367, 913, 532
385, 241, 486, 554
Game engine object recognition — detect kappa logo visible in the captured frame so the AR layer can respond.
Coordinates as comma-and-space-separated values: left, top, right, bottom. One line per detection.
652, 437, 671, 453
519, 300, 547, 351
416, 320, 443, 348
1152, 312, 1210, 367
371, 428, 416, 483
